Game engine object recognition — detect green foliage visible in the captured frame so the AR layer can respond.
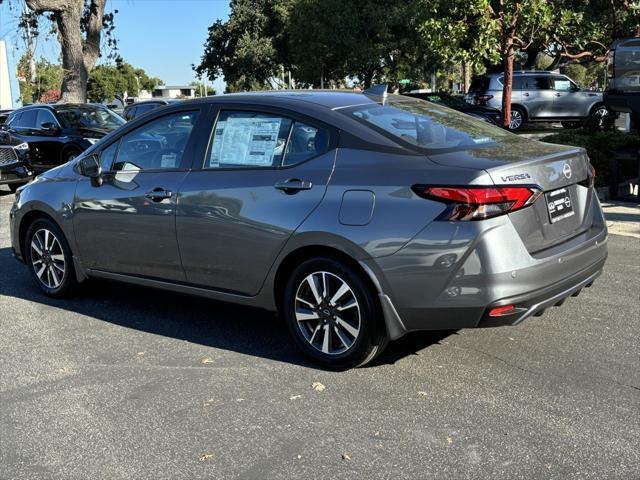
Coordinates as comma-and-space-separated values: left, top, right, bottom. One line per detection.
17, 54, 62, 104
194, 0, 294, 92
543, 129, 640, 187
190, 81, 216, 97
87, 60, 162, 102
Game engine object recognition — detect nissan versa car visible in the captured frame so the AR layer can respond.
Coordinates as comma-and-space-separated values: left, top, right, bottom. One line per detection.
2, 103, 125, 172
9, 91, 608, 369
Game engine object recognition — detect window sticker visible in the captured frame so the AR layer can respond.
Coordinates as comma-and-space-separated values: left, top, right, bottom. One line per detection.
211, 117, 282, 167
161, 153, 177, 168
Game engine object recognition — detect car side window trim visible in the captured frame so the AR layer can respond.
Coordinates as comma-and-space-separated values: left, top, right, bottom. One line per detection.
198, 106, 334, 172
93, 107, 205, 174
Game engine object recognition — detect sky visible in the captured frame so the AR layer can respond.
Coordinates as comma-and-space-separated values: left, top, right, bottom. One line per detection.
0, 0, 231, 94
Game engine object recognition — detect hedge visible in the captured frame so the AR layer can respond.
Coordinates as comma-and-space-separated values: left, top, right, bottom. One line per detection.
542, 129, 640, 187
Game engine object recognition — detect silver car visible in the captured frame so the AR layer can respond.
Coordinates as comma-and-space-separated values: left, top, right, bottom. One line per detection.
467, 71, 610, 130
9, 92, 608, 369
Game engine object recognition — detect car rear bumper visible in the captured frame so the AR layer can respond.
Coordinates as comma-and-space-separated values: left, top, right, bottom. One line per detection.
367, 198, 608, 338
604, 91, 640, 115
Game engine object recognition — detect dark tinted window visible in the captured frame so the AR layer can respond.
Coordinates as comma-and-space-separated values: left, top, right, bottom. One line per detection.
206, 111, 292, 169
469, 76, 490, 92
18, 110, 37, 128
525, 76, 551, 90
113, 111, 199, 171
7, 112, 21, 127
35, 109, 58, 129
56, 106, 125, 129
498, 76, 523, 90
123, 106, 137, 121
134, 104, 160, 117
283, 122, 329, 166
344, 97, 509, 153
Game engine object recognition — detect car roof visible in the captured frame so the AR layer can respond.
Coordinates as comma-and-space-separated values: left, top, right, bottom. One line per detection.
176, 90, 385, 111
481, 71, 558, 78
126, 99, 181, 107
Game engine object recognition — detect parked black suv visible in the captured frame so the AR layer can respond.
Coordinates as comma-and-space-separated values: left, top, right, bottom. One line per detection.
403, 91, 502, 125
122, 99, 181, 121
0, 130, 33, 191
2, 104, 125, 172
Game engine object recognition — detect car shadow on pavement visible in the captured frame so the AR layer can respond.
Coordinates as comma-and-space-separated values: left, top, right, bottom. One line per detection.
0, 247, 454, 369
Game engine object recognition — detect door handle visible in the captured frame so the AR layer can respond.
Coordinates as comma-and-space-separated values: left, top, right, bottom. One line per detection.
554, 92, 561, 97
144, 187, 173, 201
274, 178, 313, 193
523, 92, 530, 97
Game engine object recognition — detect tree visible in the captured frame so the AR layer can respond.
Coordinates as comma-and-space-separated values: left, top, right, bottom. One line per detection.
86, 60, 162, 102
16, 54, 63, 104
195, 0, 293, 92
190, 81, 216, 97
1, 0, 118, 103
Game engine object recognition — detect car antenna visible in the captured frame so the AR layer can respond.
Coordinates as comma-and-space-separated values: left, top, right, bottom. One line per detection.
363, 84, 388, 99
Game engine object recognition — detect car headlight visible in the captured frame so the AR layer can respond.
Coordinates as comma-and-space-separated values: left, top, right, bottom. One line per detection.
14, 142, 29, 151
84, 138, 100, 145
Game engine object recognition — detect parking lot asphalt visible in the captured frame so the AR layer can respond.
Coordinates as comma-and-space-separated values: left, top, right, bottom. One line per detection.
0, 188, 638, 480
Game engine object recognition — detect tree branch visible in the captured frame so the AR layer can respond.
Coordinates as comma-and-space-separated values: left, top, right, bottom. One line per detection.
24, 0, 67, 14
83, 0, 106, 71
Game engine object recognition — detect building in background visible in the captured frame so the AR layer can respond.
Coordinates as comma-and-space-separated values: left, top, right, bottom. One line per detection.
0, 40, 21, 110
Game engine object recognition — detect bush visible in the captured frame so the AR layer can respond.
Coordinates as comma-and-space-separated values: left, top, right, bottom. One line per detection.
542, 129, 640, 187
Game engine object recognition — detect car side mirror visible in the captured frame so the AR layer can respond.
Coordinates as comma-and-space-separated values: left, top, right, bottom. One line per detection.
79, 154, 101, 178
41, 122, 58, 132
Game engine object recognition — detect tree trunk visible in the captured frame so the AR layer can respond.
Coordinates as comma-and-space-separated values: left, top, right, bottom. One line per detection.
501, 34, 515, 129
55, 9, 87, 103
26, 0, 106, 104
462, 59, 471, 93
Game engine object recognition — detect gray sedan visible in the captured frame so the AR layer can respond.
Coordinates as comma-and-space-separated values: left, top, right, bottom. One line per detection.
9, 91, 608, 369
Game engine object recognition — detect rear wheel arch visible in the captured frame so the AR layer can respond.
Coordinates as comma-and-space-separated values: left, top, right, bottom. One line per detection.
511, 104, 528, 120
273, 245, 382, 316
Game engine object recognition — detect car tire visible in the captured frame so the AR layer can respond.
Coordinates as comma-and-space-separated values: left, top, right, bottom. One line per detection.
61, 146, 82, 163
508, 107, 526, 131
589, 105, 612, 130
283, 257, 388, 369
24, 218, 78, 297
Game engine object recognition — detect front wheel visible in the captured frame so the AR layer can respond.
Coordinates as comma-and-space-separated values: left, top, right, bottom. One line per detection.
283, 257, 388, 369
24, 218, 77, 297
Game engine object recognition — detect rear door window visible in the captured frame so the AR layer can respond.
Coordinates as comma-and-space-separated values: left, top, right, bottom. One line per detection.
205, 111, 330, 169
525, 76, 552, 90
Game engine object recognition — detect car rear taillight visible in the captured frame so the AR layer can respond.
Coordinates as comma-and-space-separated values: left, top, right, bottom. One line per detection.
412, 185, 541, 221
607, 50, 615, 78
475, 94, 493, 105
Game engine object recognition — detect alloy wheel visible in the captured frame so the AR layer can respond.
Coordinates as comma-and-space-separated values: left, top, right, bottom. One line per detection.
592, 107, 610, 129
294, 271, 361, 355
30, 228, 66, 289
509, 110, 523, 130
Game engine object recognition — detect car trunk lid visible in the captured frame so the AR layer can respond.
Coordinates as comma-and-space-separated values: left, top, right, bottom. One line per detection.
428, 137, 594, 253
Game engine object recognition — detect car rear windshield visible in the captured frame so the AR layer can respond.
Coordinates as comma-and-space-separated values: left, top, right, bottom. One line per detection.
55, 106, 125, 130
343, 97, 509, 153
